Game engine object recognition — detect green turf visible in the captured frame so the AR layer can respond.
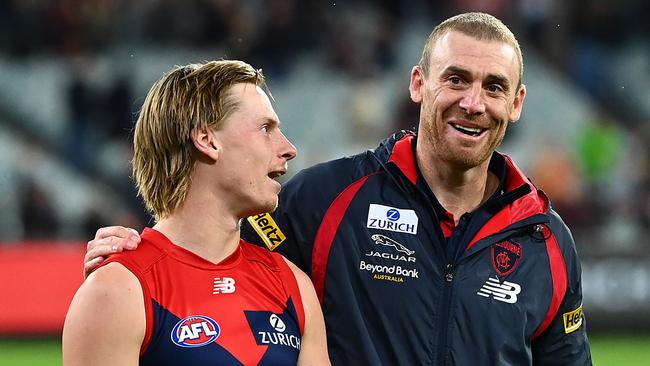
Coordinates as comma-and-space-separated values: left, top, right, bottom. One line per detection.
0, 338, 61, 366
590, 335, 650, 365
0, 335, 648, 365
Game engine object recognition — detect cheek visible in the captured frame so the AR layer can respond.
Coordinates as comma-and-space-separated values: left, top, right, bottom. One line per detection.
500, 97, 516, 118
422, 90, 446, 119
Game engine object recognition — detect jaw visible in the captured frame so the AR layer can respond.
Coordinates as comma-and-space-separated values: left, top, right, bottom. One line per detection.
425, 123, 498, 169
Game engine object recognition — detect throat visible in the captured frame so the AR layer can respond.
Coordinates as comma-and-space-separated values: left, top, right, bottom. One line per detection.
423, 168, 500, 221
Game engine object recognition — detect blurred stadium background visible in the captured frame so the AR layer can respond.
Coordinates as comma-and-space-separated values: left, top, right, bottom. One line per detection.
0, 0, 649, 364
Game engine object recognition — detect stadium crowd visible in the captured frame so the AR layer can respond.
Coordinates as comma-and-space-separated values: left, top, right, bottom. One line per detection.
0, 0, 649, 249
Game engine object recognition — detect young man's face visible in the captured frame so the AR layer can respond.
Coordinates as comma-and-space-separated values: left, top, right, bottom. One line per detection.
213, 83, 297, 217
410, 31, 526, 169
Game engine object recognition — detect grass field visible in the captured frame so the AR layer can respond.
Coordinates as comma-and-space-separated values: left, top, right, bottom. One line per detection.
0, 335, 648, 365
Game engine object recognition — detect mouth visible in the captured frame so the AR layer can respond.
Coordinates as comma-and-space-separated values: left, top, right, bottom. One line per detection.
268, 170, 286, 180
450, 123, 487, 137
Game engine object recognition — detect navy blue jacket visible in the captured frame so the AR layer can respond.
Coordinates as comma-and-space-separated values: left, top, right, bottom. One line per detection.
242, 131, 592, 365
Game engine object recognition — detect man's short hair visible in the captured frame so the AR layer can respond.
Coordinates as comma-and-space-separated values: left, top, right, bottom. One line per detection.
418, 12, 523, 88
133, 60, 265, 220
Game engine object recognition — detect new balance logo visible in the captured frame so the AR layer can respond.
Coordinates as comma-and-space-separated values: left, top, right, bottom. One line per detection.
477, 277, 521, 304
213, 277, 236, 294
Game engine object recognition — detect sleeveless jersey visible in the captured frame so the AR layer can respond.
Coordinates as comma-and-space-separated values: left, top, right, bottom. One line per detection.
101, 228, 305, 365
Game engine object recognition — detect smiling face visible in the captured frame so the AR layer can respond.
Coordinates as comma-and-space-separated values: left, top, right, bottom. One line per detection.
410, 30, 526, 170
212, 83, 297, 217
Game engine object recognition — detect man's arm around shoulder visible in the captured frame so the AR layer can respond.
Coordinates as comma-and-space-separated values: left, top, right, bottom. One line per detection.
284, 258, 331, 366
63, 262, 145, 366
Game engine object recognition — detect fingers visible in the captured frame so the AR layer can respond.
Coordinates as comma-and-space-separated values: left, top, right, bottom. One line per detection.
93, 226, 141, 244
84, 226, 141, 279
83, 256, 105, 279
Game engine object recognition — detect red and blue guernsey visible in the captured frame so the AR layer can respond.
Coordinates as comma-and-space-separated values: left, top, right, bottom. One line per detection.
100, 228, 305, 366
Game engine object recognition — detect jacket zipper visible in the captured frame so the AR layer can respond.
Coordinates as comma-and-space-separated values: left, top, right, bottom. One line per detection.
435, 212, 470, 366
436, 262, 455, 366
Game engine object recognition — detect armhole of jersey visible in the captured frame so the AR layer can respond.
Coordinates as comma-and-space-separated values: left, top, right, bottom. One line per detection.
271, 254, 306, 335
532, 233, 568, 339
100, 257, 154, 355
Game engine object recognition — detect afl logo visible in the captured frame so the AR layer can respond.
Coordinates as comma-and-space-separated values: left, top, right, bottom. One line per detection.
386, 209, 400, 221
171, 315, 220, 348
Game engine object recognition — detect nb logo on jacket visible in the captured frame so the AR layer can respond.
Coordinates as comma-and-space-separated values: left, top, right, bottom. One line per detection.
477, 277, 521, 304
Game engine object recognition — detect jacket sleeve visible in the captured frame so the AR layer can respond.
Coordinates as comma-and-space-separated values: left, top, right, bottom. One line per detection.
532, 212, 592, 365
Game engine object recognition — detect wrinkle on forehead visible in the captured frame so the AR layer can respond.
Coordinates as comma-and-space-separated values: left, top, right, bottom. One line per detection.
431, 32, 520, 86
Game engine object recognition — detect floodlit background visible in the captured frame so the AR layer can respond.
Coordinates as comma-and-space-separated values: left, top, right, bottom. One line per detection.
0, 0, 649, 364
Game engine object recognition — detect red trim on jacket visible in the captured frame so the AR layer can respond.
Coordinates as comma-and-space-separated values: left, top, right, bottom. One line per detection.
502, 155, 529, 191
533, 233, 568, 339
388, 134, 417, 185
466, 156, 549, 251
312, 175, 370, 303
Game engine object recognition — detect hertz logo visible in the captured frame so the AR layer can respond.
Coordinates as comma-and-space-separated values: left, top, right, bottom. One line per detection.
563, 305, 583, 334
247, 213, 286, 250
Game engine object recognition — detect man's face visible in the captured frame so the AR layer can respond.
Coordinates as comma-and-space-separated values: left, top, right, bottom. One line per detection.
213, 83, 297, 217
409, 31, 526, 169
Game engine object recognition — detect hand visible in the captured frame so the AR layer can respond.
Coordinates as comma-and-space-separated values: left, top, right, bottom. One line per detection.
84, 226, 141, 279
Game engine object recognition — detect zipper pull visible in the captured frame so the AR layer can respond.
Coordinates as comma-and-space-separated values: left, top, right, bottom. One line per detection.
445, 263, 454, 282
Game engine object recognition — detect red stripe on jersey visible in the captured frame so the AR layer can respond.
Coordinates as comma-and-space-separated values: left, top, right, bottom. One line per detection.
271, 255, 306, 335
533, 233, 567, 339
312, 176, 370, 303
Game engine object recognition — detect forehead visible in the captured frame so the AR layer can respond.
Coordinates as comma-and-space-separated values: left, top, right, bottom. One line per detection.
430, 31, 520, 82
219, 83, 279, 131
229, 83, 275, 112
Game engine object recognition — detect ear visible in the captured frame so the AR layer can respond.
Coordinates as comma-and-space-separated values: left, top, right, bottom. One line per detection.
409, 65, 425, 103
191, 127, 220, 161
508, 83, 527, 123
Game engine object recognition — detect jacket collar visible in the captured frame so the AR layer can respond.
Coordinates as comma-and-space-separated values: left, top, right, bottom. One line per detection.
374, 131, 550, 224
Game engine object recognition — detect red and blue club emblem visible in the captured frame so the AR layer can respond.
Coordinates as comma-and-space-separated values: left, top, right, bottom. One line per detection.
491, 240, 522, 277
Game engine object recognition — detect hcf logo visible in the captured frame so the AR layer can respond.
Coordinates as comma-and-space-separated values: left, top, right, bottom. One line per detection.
171, 315, 221, 348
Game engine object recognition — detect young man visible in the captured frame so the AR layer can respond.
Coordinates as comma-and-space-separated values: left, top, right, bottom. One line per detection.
63, 60, 330, 365
83, 13, 592, 365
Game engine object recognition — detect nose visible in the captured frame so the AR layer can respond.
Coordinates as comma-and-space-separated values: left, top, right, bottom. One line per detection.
278, 131, 297, 161
458, 83, 486, 116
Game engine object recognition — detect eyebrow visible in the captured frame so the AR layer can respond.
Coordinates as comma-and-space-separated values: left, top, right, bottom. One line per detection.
441, 65, 472, 79
485, 74, 511, 91
441, 65, 511, 91
263, 117, 281, 128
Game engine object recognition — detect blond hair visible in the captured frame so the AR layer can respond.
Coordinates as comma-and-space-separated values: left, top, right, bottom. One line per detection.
418, 12, 523, 88
133, 60, 265, 220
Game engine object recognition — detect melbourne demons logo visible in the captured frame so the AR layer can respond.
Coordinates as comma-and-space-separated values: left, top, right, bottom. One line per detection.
491, 240, 522, 276
171, 315, 221, 348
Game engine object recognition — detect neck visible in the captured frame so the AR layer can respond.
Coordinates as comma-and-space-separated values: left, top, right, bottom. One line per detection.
153, 186, 241, 264
416, 146, 499, 224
